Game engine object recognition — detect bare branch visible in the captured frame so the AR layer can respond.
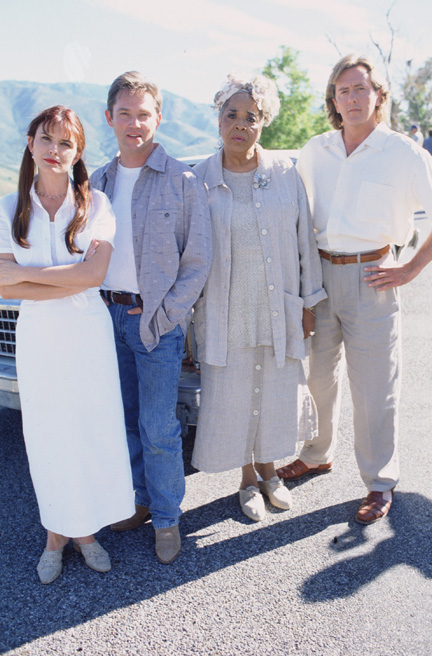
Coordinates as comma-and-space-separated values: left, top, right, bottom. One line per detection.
370, 32, 391, 90
369, 0, 398, 91
326, 34, 343, 58
385, 0, 397, 66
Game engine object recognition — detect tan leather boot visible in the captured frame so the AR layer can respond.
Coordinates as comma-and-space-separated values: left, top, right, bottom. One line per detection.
110, 504, 151, 531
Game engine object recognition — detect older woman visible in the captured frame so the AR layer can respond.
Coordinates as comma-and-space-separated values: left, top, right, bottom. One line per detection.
0, 106, 134, 583
191, 75, 327, 521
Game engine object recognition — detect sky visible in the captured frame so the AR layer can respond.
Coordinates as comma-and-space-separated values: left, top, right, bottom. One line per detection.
1, 0, 431, 107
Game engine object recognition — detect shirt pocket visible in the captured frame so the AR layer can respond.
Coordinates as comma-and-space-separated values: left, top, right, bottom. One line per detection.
355, 181, 396, 231
145, 209, 184, 258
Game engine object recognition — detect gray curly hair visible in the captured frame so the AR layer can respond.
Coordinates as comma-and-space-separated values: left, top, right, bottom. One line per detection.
214, 74, 280, 127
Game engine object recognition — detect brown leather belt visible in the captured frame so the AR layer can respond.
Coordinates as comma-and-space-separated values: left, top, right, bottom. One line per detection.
100, 290, 143, 308
318, 244, 390, 265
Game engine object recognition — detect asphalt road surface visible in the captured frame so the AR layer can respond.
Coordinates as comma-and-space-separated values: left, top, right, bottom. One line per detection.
1, 217, 431, 656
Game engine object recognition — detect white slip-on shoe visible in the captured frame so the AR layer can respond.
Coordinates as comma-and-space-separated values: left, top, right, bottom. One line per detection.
74, 540, 111, 572
37, 547, 64, 584
239, 486, 266, 521
258, 476, 293, 510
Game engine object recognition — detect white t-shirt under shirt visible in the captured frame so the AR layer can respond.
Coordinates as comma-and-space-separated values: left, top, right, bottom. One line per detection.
101, 162, 141, 293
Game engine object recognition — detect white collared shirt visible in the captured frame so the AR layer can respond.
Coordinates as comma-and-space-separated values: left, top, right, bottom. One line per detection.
0, 180, 116, 266
297, 122, 432, 253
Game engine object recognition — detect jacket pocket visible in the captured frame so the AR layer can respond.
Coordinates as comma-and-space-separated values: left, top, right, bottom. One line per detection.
284, 292, 303, 339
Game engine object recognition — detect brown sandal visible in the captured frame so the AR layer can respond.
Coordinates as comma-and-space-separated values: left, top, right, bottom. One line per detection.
276, 458, 333, 481
355, 490, 394, 525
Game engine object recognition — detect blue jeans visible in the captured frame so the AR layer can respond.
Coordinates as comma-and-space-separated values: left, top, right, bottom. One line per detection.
108, 303, 185, 529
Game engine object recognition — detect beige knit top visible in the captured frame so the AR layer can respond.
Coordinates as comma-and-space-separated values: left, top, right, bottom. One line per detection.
223, 168, 272, 349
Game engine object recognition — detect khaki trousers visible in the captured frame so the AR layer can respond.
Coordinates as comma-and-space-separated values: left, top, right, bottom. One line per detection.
300, 255, 401, 492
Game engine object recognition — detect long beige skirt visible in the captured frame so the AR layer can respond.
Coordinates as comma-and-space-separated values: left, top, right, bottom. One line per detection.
192, 346, 317, 473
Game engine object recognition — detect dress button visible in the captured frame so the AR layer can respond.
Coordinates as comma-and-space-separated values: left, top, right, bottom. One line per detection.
272, 311, 279, 317
261, 229, 267, 235
255, 364, 261, 370
266, 257, 272, 263
255, 202, 261, 208
269, 284, 275, 291
253, 410, 259, 416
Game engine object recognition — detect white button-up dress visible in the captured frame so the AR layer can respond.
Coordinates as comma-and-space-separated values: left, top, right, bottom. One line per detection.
0, 183, 134, 536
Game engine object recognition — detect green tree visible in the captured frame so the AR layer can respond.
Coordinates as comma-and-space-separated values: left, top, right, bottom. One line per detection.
260, 47, 329, 150
399, 58, 432, 136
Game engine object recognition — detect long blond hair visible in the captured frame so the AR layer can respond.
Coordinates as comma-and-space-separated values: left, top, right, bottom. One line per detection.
325, 54, 390, 130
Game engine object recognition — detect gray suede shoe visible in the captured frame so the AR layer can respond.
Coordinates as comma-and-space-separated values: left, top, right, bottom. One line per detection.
155, 525, 181, 564
37, 547, 64, 584
74, 540, 111, 572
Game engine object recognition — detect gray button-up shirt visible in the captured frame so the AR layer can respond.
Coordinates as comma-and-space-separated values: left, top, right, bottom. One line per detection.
91, 144, 212, 350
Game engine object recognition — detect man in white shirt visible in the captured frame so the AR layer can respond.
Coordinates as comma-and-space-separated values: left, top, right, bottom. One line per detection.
276, 54, 432, 524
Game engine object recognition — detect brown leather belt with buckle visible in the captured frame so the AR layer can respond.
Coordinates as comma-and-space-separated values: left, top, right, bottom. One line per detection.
100, 290, 143, 308
318, 244, 390, 265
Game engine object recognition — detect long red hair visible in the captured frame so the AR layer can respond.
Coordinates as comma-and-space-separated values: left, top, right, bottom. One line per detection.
13, 106, 91, 254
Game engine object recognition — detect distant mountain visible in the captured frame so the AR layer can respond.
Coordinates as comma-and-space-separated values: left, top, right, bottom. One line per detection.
0, 80, 219, 195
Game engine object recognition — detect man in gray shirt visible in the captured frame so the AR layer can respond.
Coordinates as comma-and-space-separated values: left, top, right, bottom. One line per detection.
91, 71, 212, 564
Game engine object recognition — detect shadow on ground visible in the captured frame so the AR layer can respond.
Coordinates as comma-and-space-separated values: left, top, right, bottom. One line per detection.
1, 408, 431, 652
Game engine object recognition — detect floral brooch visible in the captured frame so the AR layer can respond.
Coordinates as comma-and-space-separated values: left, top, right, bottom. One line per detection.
254, 173, 271, 190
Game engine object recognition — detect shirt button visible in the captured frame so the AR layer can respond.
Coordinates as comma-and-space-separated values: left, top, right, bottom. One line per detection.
255, 202, 261, 208
255, 364, 261, 370
261, 229, 267, 235
255, 387, 260, 393
253, 410, 259, 416
272, 311, 279, 317
266, 257, 272, 263
165, 212, 170, 217
269, 284, 275, 291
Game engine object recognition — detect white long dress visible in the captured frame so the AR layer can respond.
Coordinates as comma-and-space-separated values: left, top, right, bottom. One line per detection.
0, 183, 135, 537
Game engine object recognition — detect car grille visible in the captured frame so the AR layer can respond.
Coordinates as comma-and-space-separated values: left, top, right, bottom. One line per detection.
0, 308, 18, 357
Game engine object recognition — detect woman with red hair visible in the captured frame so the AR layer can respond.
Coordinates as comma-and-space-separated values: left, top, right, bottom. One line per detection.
0, 106, 134, 583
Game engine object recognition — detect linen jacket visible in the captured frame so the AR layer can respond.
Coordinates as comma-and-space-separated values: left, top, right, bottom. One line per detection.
91, 145, 212, 351
193, 146, 327, 368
